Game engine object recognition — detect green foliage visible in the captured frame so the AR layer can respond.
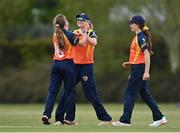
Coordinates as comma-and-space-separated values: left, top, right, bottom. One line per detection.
0, 38, 52, 103
0, 38, 52, 68
0, 0, 179, 103
0, 0, 34, 40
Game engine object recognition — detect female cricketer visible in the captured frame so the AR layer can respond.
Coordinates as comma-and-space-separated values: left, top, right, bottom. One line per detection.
55, 13, 112, 126
42, 14, 88, 125
112, 15, 167, 127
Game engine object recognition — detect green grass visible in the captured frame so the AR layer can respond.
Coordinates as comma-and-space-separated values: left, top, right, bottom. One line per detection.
0, 103, 180, 132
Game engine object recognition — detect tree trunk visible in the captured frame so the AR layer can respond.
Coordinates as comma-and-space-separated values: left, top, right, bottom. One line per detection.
165, 35, 179, 73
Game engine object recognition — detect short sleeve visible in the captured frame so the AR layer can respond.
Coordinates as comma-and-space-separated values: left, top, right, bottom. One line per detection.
89, 31, 97, 38
67, 31, 79, 46
138, 35, 148, 52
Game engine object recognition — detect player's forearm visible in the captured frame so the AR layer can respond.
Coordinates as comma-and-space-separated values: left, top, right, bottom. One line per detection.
144, 49, 150, 73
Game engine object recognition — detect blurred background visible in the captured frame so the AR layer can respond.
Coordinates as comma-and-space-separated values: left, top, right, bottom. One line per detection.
0, 0, 179, 103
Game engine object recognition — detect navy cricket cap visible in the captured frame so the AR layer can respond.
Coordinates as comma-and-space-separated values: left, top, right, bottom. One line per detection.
76, 13, 91, 21
128, 15, 145, 25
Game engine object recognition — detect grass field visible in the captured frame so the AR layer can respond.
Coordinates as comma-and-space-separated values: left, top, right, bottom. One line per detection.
0, 103, 180, 132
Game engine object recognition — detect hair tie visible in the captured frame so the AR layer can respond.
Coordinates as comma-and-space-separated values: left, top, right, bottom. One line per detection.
56, 24, 60, 27
143, 25, 149, 31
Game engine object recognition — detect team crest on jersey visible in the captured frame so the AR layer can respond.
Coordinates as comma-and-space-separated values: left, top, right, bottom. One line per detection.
83, 75, 88, 82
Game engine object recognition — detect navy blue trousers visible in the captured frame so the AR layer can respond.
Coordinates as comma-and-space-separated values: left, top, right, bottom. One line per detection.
119, 64, 163, 124
55, 64, 112, 122
43, 59, 76, 121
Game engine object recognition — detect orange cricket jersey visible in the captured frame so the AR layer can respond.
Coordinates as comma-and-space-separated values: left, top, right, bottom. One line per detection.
129, 35, 145, 64
73, 29, 95, 64
53, 33, 75, 61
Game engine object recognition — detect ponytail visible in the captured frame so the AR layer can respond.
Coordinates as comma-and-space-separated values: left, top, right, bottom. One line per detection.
53, 14, 66, 50
138, 24, 153, 55
142, 25, 154, 55
55, 24, 65, 50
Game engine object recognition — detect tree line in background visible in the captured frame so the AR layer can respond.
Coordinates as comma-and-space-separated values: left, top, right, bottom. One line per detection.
0, 0, 179, 103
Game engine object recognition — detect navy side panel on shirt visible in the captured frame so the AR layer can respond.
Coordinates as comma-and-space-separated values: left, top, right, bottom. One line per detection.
137, 32, 148, 52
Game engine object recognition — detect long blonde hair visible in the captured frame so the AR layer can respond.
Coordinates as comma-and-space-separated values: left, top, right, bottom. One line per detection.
53, 14, 66, 50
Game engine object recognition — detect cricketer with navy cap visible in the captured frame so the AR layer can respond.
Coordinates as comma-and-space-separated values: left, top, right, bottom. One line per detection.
76, 13, 91, 21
